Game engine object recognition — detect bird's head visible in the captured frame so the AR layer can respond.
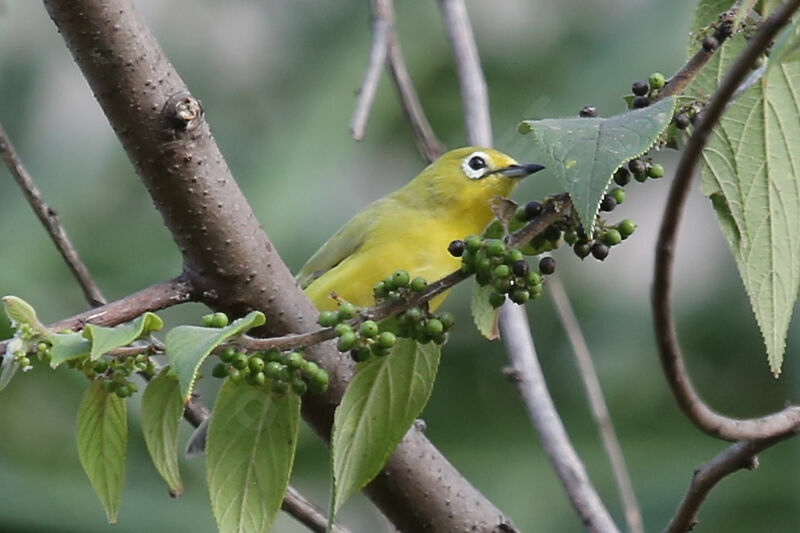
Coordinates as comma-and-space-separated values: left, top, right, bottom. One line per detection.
413, 147, 545, 210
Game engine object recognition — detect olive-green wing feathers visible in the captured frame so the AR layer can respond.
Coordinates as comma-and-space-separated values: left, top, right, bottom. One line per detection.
296, 202, 381, 289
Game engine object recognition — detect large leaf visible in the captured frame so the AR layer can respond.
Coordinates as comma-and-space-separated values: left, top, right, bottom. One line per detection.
165, 311, 265, 401
519, 97, 675, 235
690, 1, 800, 375
49, 331, 91, 368
206, 379, 300, 533
83, 312, 163, 361
77, 380, 127, 524
471, 283, 500, 340
2, 295, 46, 334
141, 370, 184, 496
331, 339, 441, 518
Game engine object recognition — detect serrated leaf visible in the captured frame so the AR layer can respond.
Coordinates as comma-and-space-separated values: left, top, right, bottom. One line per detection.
165, 311, 266, 401
331, 339, 440, 518
206, 379, 299, 533
471, 283, 500, 340
690, 1, 800, 375
2, 295, 45, 333
83, 312, 163, 361
49, 331, 92, 368
141, 370, 184, 496
77, 380, 127, 524
519, 97, 676, 236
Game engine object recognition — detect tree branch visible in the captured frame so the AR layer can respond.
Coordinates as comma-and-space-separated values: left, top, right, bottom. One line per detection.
349, 4, 391, 141
652, 0, 800, 441
42, 1, 516, 530
664, 434, 792, 533
499, 304, 619, 533
0, 120, 106, 307
548, 275, 643, 533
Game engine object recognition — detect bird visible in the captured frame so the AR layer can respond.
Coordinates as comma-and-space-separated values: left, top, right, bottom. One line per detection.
297, 147, 545, 311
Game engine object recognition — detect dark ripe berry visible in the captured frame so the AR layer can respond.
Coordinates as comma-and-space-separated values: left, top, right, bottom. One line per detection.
648, 163, 665, 178
618, 219, 637, 238
489, 292, 506, 308
512, 259, 529, 277
574, 241, 592, 259
632, 96, 650, 109
465, 235, 482, 253
634, 171, 648, 183
448, 240, 465, 257
539, 256, 556, 275
579, 105, 598, 118
602, 229, 622, 246
613, 167, 631, 186
674, 113, 691, 130
649, 72, 666, 90
610, 187, 626, 204
702, 35, 719, 52
600, 194, 617, 212
631, 80, 649, 96
543, 225, 562, 243
337, 302, 357, 321
392, 269, 410, 287
410, 277, 428, 292
591, 242, 610, 260
524, 200, 543, 220
628, 158, 646, 175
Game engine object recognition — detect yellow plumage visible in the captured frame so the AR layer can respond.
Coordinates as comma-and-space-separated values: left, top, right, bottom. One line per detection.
297, 147, 544, 311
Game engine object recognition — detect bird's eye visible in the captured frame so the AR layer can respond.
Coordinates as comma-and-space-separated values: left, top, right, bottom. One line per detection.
468, 156, 487, 170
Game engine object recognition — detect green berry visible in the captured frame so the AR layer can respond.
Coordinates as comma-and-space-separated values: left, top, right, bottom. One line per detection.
373, 281, 388, 298
563, 229, 578, 245
648, 163, 664, 178
318, 310, 338, 327
116, 385, 132, 398
602, 229, 622, 246
492, 264, 510, 279
649, 72, 666, 90
506, 249, 524, 263
265, 361, 283, 379
609, 188, 625, 204
248, 356, 265, 373
309, 370, 329, 393
514, 205, 528, 222
359, 320, 379, 338
229, 368, 243, 384
485, 239, 506, 258
531, 285, 544, 299
93, 359, 108, 373
286, 351, 305, 370
539, 257, 556, 275
424, 318, 444, 336
337, 302, 358, 321
201, 313, 214, 327
493, 278, 512, 294
460, 261, 476, 275
220, 347, 236, 363
432, 332, 449, 345
404, 307, 423, 323
618, 219, 637, 238
448, 240, 465, 257
634, 171, 648, 183
351, 347, 371, 362
438, 312, 455, 330
334, 323, 353, 336
103, 380, 118, 393
377, 331, 397, 349
382, 276, 396, 291
211, 312, 229, 328
291, 378, 308, 396
410, 277, 428, 292
526, 271, 542, 286
476, 256, 492, 274
465, 235, 482, 253
277, 366, 291, 382
489, 292, 506, 308
271, 380, 289, 395
337, 331, 358, 352
253, 371, 266, 386
392, 269, 410, 287
510, 289, 530, 304
302, 361, 320, 379
212, 363, 228, 379
264, 349, 282, 362
231, 352, 249, 370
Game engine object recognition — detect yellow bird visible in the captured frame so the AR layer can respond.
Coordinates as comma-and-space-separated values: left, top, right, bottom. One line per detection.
297, 147, 544, 311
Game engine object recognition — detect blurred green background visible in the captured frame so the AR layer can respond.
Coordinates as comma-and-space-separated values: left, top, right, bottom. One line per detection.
1, 1, 799, 531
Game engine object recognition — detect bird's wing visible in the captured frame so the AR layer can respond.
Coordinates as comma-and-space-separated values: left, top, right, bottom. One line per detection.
296, 200, 383, 289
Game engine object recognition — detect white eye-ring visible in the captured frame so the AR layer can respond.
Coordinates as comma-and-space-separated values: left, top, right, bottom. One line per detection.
461, 151, 490, 180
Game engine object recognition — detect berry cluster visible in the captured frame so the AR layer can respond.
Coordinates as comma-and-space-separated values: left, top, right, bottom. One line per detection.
672, 101, 705, 131
613, 158, 664, 186
76, 353, 155, 399
451, 234, 549, 308
213, 346, 329, 396
202, 312, 230, 328
628, 72, 666, 109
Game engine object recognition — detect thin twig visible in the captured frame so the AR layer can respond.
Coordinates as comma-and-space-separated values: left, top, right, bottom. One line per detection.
499, 304, 619, 533
0, 121, 106, 307
549, 275, 643, 533
438, 0, 492, 146
652, 0, 800, 441
349, 5, 391, 141
664, 435, 792, 533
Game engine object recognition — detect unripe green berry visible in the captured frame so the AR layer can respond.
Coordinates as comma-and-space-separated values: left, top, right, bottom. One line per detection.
432, 332, 449, 345
248, 356, 265, 373
618, 219, 637, 238
351, 347, 371, 362
220, 347, 236, 363
359, 320, 379, 339
377, 331, 397, 349
337, 331, 358, 352
302, 361, 320, 379
392, 269, 410, 288
212, 363, 229, 379
373, 281, 388, 298
309, 370, 330, 393
602, 229, 622, 246
211, 312, 229, 328
104, 379, 117, 393
264, 349, 282, 362
318, 310, 338, 327
649, 72, 666, 90
476, 257, 492, 274
438, 312, 455, 330
201, 313, 215, 327
265, 361, 283, 379
334, 323, 353, 337
460, 262, 475, 275
271, 380, 289, 395
116, 385, 132, 398
510, 289, 530, 304
253, 371, 267, 386
465, 235, 482, 253
93, 359, 108, 373
506, 249, 524, 263
493, 278, 512, 294
382, 276, 396, 291
526, 271, 542, 286
514, 205, 528, 222
648, 163, 665, 178
286, 352, 305, 370
563, 229, 578, 245
424, 318, 444, 336
489, 292, 506, 308
493, 264, 510, 279
337, 302, 358, 321
485, 239, 506, 258
232, 352, 249, 370
410, 277, 428, 292
229, 368, 243, 384
292, 378, 308, 396
609, 188, 625, 204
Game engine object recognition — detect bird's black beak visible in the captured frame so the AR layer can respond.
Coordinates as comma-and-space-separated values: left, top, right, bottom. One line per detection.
494, 163, 546, 178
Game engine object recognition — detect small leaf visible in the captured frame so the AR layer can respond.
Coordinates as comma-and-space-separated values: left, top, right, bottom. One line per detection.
769, 17, 800, 69
519, 97, 676, 235
331, 339, 440, 517
49, 331, 92, 368
207, 380, 300, 533
2, 295, 45, 333
165, 311, 266, 401
141, 370, 184, 496
471, 283, 500, 340
0, 348, 19, 392
83, 312, 163, 361
77, 380, 127, 524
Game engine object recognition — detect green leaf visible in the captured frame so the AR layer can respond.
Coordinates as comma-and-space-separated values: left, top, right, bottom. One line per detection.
77, 380, 127, 524
49, 331, 92, 368
471, 283, 500, 340
206, 379, 299, 533
331, 339, 440, 517
0, 342, 19, 392
689, 2, 800, 375
83, 312, 163, 361
770, 17, 800, 69
2, 295, 45, 333
165, 311, 266, 401
519, 97, 676, 236
141, 370, 184, 497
